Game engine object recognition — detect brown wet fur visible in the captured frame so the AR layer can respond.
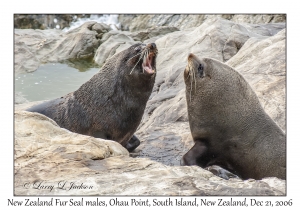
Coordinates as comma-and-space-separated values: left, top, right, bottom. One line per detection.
181, 53, 286, 180
26, 43, 157, 150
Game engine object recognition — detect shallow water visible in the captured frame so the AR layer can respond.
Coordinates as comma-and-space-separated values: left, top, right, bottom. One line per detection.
15, 62, 99, 102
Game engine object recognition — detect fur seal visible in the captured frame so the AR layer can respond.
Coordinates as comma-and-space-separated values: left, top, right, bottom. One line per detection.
181, 53, 286, 180
26, 43, 158, 152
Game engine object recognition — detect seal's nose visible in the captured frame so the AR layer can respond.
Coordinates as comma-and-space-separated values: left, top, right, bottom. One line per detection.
147, 43, 156, 50
188, 53, 195, 60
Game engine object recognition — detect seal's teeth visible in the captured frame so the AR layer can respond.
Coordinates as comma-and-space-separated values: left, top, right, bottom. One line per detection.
141, 50, 155, 75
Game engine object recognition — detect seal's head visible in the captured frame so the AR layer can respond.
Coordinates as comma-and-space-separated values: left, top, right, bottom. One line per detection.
183, 53, 261, 143
125, 43, 157, 78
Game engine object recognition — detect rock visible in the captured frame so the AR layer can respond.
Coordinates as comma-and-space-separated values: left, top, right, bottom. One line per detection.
94, 31, 138, 66
118, 15, 138, 31
91, 22, 111, 34
43, 22, 102, 61
135, 122, 193, 166
15, 92, 28, 104
231, 14, 286, 24
14, 29, 62, 74
14, 22, 108, 74
15, 111, 129, 161
119, 14, 208, 32
15, 22, 179, 74
227, 29, 286, 131
14, 110, 285, 195
131, 26, 179, 42
93, 26, 180, 66
15, 154, 285, 195
14, 110, 129, 194
118, 14, 286, 32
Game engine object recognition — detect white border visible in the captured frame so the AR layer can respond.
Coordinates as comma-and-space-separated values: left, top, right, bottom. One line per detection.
3, 0, 299, 209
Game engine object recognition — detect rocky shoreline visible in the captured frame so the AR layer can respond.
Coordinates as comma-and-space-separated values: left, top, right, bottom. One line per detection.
14, 14, 286, 195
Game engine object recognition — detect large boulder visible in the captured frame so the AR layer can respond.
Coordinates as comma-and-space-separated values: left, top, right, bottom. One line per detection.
94, 30, 138, 66
14, 29, 62, 74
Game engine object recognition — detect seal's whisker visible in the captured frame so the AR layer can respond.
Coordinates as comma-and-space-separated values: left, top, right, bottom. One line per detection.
127, 52, 142, 64
143, 51, 146, 73
129, 50, 146, 75
146, 49, 149, 60
193, 64, 197, 92
189, 65, 193, 102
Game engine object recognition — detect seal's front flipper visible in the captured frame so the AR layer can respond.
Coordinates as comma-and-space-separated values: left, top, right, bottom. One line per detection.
205, 165, 240, 180
125, 135, 140, 152
180, 141, 208, 166
26, 98, 64, 119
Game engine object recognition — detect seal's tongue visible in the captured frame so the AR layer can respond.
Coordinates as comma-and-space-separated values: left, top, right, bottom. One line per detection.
142, 54, 155, 74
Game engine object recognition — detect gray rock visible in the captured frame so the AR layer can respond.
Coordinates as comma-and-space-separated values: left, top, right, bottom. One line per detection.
43, 22, 102, 61
227, 29, 286, 132
93, 26, 180, 66
231, 14, 286, 24
94, 31, 138, 66
14, 29, 62, 74
15, 92, 28, 104
131, 26, 179, 42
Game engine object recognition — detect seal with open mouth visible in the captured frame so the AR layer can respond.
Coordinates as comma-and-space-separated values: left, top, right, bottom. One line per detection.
27, 43, 158, 152
181, 53, 286, 180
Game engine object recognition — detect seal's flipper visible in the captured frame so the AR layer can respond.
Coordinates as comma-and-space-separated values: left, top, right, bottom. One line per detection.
205, 165, 240, 180
26, 98, 64, 119
180, 141, 208, 166
125, 135, 140, 152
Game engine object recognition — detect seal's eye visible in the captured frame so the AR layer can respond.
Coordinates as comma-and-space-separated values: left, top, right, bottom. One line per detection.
198, 64, 204, 78
134, 46, 142, 52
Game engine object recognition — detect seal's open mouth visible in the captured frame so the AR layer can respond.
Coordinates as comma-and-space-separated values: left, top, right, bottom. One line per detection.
142, 52, 155, 75
129, 43, 157, 75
